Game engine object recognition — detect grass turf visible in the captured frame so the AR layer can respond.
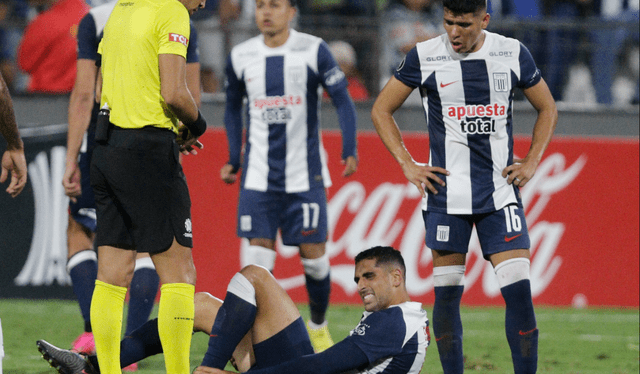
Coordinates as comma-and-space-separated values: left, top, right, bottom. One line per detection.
0, 299, 637, 373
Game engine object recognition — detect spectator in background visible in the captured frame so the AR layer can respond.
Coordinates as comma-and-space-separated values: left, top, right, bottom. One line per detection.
193, 0, 257, 93
380, 0, 443, 86
16, 0, 88, 94
0, 0, 16, 92
380, 0, 443, 98
324, 40, 369, 102
541, 0, 592, 101
591, 0, 639, 105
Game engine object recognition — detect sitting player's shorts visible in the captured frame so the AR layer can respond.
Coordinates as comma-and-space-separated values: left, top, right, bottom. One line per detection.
237, 187, 328, 245
91, 126, 193, 253
68, 109, 98, 232
252, 317, 314, 369
423, 203, 530, 258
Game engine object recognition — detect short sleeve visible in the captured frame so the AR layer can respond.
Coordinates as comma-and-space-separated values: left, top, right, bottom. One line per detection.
77, 13, 98, 60
156, 1, 190, 58
517, 42, 541, 89
345, 309, 405, 364
393, 47, 422, 88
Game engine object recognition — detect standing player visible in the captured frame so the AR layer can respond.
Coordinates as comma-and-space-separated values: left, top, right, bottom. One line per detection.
90, 0, 206, 372
62, 2, 202, 370
0, 70, 27, 374
371, 1, 557, 373
37, 247, 429, 374
219, 0, 358, 352
0, 72, 27, 198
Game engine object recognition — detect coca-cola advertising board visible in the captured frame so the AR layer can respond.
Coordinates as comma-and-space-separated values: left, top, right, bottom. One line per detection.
184, 129, 639, 307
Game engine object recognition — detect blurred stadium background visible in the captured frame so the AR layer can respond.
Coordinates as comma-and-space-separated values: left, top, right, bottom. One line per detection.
0, 0, 638, 373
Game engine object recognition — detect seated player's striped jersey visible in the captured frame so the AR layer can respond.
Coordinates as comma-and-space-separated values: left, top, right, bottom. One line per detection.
394, 31, 542, 215
226, 30, 355, 193
344, 302, 429, 374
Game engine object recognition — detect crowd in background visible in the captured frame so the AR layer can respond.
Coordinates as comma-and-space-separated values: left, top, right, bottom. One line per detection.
0, 0, 638, 106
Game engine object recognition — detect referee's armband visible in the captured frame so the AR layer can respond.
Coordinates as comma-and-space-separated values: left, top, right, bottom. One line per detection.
184, 110, 207, 138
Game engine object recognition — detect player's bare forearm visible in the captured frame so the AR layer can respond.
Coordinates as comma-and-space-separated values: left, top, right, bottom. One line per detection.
67, 59, 99, 164
193, 367, 232, 374
503, 78, 557, 186
0, 74, 22, 151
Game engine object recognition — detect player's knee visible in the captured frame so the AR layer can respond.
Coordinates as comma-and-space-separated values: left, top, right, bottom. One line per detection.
433, 265, 466, 287
301, 252, 330, 280
239, 264, 273, 285
494, 257, 530, 288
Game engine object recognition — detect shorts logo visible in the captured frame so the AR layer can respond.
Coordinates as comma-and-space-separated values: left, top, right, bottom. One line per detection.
436, 225, 450, 242
493, 72, 509, 92
169, 33, 189, 47
241, 215, 252, 232
184, 218, 192, 238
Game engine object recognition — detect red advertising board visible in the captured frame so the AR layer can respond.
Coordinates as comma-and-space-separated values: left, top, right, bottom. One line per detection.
182, 129, 639, 307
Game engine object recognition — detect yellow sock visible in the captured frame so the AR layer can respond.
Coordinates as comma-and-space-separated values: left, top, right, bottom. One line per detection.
90, 280, 127, 374
158, 283, 195, 374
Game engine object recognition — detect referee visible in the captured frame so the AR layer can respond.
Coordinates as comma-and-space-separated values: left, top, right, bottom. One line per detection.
89, 0, 206, 373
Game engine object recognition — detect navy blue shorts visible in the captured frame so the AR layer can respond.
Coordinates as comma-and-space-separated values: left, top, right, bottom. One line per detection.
252, 317, 314, 369
423, 203, 530, 259
237, 187, 328, 246
91, 126, 193, 253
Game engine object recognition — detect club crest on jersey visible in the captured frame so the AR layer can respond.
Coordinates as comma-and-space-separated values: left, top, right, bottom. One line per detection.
289, 66, 304, 84
169, 33, 189, 47
493, 73, 509, 92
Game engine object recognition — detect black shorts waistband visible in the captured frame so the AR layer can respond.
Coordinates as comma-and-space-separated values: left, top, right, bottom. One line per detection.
106, 124, 177, 151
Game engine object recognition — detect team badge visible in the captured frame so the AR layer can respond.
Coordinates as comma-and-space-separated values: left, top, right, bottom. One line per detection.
289, 66, 304, 84
493, 73, 509, 92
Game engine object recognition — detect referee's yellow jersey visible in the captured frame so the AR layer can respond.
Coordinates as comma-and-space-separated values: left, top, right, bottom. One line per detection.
98, 0, 190, 133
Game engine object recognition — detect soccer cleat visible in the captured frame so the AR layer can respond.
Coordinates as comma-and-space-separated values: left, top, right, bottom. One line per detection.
37, 340, 97, 374
306, 320, 334, 353
71, 332, 96, 355
122, 362, 138, 371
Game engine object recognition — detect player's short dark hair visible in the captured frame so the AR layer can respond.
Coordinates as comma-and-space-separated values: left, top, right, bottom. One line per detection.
443, 0, 487, 15
355, 246, 406, 279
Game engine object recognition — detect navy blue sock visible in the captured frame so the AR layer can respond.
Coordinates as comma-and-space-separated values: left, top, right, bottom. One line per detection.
119, 318, 163, 368
305, 273, 331, 324
433, 285, 464, 374
68, 255, 97, 332
125, 268, 160, 335
501, 280, 538, 374
201, 292, 257, 369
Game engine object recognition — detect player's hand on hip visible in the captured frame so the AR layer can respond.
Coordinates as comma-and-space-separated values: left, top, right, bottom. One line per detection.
193, 366, 232, 374
62, 161, 82, 202
402, 161, 449, 198
342, 155, 358, 177
1, 149, 27, 198
220, 163, 238, 184
502, 157, 538, 187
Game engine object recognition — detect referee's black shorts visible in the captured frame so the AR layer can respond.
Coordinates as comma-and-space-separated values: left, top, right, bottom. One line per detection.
90, 125, 193, 254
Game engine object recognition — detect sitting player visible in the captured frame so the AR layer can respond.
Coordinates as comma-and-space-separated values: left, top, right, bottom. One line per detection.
38, 246, 429, 374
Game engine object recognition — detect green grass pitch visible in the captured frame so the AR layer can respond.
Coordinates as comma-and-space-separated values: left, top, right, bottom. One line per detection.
0, 299, 637, 373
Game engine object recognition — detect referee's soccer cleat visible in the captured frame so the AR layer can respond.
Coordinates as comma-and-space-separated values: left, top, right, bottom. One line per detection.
306, 320, 334, 353
37, 340, 97, 374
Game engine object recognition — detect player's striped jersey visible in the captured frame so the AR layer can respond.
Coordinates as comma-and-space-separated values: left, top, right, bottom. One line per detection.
394, 31, 541, 215
225, 29, 356, 193
344, 302, 429, 374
